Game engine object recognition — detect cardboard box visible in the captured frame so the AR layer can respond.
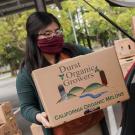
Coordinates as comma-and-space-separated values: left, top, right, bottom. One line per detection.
0, 102, 14, 124
13, 129, 22, 135
114, 38, 135, 59
30, 124, 44, 135
0, 124, 4, 135
0, 123, 12, 135
119, 56, 135, 76
32, 46, 129, 127
8, 117, 19, 134
0, 117, 20, 135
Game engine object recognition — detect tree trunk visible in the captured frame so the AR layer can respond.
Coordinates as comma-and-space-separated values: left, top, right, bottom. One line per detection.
10, 69, 17, 76
9, 63, 17, 76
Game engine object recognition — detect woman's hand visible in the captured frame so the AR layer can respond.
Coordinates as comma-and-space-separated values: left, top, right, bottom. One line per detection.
36, 112, 51, 128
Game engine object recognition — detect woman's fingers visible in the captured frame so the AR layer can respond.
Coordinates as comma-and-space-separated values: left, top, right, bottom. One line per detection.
41, 115, 51, 128
41, 112, 47, 118
36, 112, 51, 128
41, 112, 51, 128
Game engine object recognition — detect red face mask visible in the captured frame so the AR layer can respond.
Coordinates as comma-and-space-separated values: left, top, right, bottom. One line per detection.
37, 36, 64, 54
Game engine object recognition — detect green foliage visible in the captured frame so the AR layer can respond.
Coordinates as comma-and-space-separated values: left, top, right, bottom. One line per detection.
0, 10, 33, 75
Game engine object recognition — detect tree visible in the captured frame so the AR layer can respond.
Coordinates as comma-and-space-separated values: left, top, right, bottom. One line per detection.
0, 10, 33, 76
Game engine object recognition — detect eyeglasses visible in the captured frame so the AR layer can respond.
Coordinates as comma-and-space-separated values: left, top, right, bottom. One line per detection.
38, 29, 63, 40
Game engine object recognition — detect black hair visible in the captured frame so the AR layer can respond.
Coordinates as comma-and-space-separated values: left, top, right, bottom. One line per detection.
20, 12, 61, 73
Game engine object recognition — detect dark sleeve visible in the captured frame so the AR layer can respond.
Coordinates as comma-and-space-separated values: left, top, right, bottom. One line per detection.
16, 68, 41, 124
74, 45, 93, 55
63, 43, 93, 57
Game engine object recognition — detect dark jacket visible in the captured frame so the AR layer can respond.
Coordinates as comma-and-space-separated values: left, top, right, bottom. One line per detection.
121, 64, 135, 135
16, 44, 91, 135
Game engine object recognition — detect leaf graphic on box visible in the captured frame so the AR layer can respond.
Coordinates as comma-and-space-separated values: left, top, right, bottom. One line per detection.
69, 86, 84, 95
67, 93, 77, 98
81, 83, 103, 94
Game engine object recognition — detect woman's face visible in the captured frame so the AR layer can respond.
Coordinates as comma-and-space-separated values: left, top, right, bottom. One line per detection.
37, 21, 64, 54
37, 22, 62, 40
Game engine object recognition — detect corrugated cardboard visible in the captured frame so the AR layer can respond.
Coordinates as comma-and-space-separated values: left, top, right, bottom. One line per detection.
0, 123, 12, 135
114, 38, 135, 59
32, 46, 129, 127
0, 102, 14, 124
119, 56, 135, 76
0, 124, 4, 135
30, 124, 44, 135
8, 117, 19, 134
13, 129, 22, 135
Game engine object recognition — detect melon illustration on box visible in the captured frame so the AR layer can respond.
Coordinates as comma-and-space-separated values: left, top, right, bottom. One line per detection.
57, 69, 108, 104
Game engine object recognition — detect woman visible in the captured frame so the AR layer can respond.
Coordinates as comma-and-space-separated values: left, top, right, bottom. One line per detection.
16, 11, 108, 135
